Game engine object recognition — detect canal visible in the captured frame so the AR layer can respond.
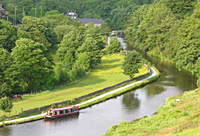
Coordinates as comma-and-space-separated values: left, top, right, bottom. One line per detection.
0, 38, 197, 136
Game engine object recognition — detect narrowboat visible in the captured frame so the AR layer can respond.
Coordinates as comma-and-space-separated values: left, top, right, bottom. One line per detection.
45, 105, 79, 119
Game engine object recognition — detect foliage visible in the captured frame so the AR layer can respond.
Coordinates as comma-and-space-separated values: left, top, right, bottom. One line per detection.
0, 54, 146, 117
44, 10, 60, 16
107, 37, 123, 54
54, 25, 76, 42
122, 50, 142, 79
175, 40, 200, 71
125, 0, 200, 87
0, 20, 18, 51
103, 89, 200, 136
161, 0, 196, 18
20, 16, 58, 46
11, 38, 55, 93
78, 36, 101, 68
0, 96, 13, 113
0, 48, 21, 98
2, 0, 155, 29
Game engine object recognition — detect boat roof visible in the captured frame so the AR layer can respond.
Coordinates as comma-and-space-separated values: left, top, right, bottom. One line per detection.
50, 105, 79, 111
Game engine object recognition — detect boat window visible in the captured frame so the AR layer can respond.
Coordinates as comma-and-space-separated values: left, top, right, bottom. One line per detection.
74, 108, 78, 112
55, 111, 57, 115
60, 110, 64, 114
65, 109, 71, 113
50, 110, 53, 115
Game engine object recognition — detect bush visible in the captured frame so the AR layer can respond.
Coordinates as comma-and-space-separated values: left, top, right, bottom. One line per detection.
0, 96, 13, 113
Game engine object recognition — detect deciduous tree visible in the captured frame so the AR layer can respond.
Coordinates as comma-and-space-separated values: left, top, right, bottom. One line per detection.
122, 50, 142, 79
11, 38, 55, 93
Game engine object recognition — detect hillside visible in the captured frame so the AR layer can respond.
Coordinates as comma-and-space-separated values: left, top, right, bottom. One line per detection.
125, 0, 200, 87
104, 89, 200, 135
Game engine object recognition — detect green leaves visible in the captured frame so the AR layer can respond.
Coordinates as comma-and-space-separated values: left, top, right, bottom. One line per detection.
175, 40, 200, 71
0, 96, 13, 113
0, 20, 18, 51
122, 50, 142, 79
12, 38, 54, 93
79, 36, 101, 68
107, 37, 123, 54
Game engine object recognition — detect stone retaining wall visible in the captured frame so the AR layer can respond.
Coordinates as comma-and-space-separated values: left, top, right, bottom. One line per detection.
18, 66, 151, 116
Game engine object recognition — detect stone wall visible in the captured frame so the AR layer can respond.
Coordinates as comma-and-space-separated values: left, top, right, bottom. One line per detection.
18, 66, 151, 116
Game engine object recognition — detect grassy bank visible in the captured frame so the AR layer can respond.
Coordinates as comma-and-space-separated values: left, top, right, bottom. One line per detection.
103, 88, 200, 136
80, 66, 160, 109
0, 54, 148, 118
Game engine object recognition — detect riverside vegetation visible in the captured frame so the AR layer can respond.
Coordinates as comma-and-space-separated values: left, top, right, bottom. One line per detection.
1, 0, 200, 135
125, 0, 200, 87
0, 54, 149, 119
104, 89, 200, 136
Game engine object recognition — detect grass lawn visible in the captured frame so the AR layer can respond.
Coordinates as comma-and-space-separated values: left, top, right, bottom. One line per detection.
103, 88, 200, 136
0, 54, 148, 117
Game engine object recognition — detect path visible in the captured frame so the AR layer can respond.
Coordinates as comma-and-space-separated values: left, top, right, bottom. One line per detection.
0, 67, 156, 125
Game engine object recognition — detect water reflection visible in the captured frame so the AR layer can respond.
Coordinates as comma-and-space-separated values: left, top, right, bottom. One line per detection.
0, 38, 197, 136
43, 113, 79, 125
122, 92, 140, 109
145, 83, 165, 96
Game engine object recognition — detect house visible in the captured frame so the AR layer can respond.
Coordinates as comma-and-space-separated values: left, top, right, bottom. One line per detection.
65, 10, 104, 27
65, 10, 78, 19
76, 18, 104, 27
0, 4, 6, 20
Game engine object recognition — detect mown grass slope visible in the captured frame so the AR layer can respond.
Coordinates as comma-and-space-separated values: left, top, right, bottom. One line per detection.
103, 89, 200, 136
0, 54, 148, 117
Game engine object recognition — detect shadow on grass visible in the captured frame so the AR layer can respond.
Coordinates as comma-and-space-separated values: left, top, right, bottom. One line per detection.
102, 58, 121, 64
65, 75, 106, 89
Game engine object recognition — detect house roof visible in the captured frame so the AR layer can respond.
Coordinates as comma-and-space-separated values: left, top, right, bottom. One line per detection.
76, 18, 104, 24
0, 7, 5, 11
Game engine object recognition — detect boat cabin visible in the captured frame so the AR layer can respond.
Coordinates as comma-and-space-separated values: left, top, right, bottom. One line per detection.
45, 105, 79, 119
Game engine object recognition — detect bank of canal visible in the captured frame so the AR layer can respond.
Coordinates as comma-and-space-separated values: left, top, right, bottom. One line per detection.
0, 38, 197, 136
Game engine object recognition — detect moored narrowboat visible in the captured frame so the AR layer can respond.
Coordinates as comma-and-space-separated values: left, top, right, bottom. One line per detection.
45, 105, 79, 119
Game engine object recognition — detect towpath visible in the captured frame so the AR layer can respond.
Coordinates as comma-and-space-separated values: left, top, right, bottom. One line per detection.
0, 67, 156, 125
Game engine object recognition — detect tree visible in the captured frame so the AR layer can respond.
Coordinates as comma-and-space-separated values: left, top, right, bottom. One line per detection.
175, 40, 200, 71
78, 36, 101, 68
0, 48, 21, 98
39, 0, 59, 12
59, 31, 83, 49
11, 38, 55, 93
54, 25, 76, 42
20, 16, 57, 46
0, 83, 11, 99
17, 0, 34, 15
76, 52, 91, 71
122, 50, 142, 79
0, 96, 13, 113
107, 37, 123, 54
0, 20, 18, 51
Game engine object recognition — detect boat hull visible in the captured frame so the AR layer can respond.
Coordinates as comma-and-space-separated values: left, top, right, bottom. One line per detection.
45, 111, 79, 119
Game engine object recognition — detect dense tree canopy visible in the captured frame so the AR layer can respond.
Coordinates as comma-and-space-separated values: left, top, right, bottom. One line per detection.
1, 0, 155, 29
125, 0, 200, 87
122, 50, 142, 79
107, 37, 123, 54
12, 38, 55, 93
0, 20, 18, 51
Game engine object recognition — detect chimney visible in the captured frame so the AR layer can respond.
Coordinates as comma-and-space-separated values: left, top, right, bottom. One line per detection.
0, 4, 2, 8
75, 10, 76, 14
